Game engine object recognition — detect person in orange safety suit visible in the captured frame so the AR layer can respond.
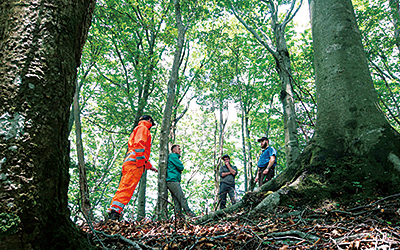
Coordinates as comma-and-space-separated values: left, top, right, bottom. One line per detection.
108, 115, 158, 221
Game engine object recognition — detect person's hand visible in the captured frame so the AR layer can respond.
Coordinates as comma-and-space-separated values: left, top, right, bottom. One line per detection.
150, 165, 158, 172
263, 168, 269, 175
255, 175, 259, 182
145, 161, 152, 169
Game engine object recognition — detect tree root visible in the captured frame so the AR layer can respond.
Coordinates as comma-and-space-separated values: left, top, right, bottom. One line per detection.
94, 229, 157, 250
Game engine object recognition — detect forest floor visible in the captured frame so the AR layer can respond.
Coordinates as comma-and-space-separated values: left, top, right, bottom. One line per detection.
81, 194, 400, 250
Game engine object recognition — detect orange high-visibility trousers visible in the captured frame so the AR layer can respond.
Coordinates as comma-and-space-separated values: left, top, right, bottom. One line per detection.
109, 163, 145, 214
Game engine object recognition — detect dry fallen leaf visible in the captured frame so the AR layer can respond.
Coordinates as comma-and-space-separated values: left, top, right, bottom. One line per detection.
348, 239, 361, 250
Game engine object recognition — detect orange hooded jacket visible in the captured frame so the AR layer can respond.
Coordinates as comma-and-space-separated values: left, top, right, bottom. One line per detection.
123, 119, 153, 169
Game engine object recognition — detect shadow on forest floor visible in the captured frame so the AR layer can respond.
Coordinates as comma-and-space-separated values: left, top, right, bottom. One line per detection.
80, 194, 400, 249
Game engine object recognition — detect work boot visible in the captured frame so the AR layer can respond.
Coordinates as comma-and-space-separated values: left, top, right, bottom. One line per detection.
107, 211, 120, 222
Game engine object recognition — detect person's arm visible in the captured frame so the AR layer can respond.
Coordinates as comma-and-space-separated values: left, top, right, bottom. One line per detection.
170, 154, 184, 171
231, 165, 238, 176
255, 152, 266, 182
226, 163, 236, 175
262, 155, 276, 175
221, 162, 236, 177
145, 161, 158, 172
255, 169, 260, 182
133, 126, 149, 167
221, 172, 230, 177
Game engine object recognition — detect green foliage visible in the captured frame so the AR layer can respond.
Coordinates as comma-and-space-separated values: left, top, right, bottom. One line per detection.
174, 110, 220, 213
354, 0, 400, 131
0, 212, 20, 237
67, 0, 400, 221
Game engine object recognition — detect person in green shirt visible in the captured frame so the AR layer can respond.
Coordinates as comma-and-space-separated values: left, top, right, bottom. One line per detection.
166, 144, 195, 218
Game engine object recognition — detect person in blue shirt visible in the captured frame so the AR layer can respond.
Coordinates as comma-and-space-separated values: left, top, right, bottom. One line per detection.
255, 137, 277, 186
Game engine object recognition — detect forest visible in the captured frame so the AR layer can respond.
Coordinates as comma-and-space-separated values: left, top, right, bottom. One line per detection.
1, 0, 400, 249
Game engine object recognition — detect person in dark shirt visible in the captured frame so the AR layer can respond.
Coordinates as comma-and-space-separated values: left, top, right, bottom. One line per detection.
219, 154, 237, 209
255, 137, 277, 186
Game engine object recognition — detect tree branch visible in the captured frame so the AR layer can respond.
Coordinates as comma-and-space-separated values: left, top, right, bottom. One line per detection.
229, 1, 278, 58
282, 0, 303, 28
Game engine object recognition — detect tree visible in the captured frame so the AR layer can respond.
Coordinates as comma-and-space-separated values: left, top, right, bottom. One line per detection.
69, 51, 98, 222
229, 33, 283, 191
264, 0, 400, 204
73, 82, 92, 220
229, 0, 302, 168
198, 0, 400, 222
354, 0, 400, 129
389, 0, 400, 52
67, 0, 171, 221
155, 0, 188, 219
154, 0, 211, 219
0, 0, 96, 249
93, 0, 168, 125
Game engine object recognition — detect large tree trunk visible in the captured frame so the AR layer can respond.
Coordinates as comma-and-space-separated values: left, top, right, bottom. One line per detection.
311, 0, 389, 153
155, 0, 186, 220
0, 0, 95, 249
264, 0, 400, 203
273, 0, 400, 203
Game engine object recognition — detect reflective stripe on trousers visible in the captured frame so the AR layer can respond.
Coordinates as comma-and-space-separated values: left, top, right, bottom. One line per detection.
110, 163, 145, 214
111, 201, 124, 213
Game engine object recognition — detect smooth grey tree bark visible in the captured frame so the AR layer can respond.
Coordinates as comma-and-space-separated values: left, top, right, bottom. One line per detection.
239, 90, 255, 192
310, 0, 390, 153
0, 0, 96, 248
70, 61, 96, 221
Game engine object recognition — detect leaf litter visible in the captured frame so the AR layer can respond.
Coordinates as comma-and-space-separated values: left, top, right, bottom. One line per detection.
80, 194, 400, 249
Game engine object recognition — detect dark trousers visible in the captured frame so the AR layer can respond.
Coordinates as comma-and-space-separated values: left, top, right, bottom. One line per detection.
166, 181, 194, 217
219, 182, 236, 209
258, 166, 275, 187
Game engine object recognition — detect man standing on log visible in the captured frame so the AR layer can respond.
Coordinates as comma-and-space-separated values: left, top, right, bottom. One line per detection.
219, 154, 237, 209
108, 115, 158, 221
166, 144, 195, 218
255, 137, 277, 187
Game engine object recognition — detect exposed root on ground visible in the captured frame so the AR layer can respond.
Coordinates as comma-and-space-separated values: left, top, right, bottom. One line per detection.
80, 194, 400, 249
